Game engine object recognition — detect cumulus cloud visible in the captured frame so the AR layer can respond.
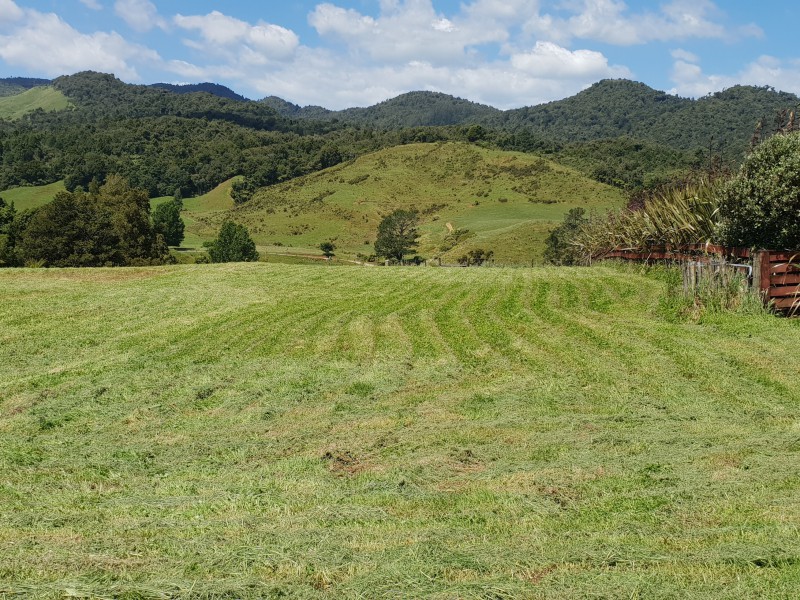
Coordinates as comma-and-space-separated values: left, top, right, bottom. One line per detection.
511, 41, 630, 79
0, 0, 23, 23
669, 53, 800, 98
0, 10, 159, 79
526, 0, 759, 46
174, 10, 299, 64
309, 0, 507, 65
114, 0, 166, 32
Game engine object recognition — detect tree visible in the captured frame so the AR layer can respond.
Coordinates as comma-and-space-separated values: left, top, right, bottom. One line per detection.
152, 199, 185, 246
374, 209, 419, 263
18, 190, 121, 267
319, 241, 336, 259
15, 177, 172, 267
719, 131, 800, 249
543, 207, 588, 265
458, 248, 494, 266
208, 221, 259, 262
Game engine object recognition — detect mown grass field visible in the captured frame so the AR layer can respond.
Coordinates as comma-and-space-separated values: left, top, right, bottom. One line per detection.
0, 87, 71, 120
1, 263, 799, 598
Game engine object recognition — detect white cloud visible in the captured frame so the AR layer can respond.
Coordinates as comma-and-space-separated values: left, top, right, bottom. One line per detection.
174, 11, 299, 63
0, 10, 159, 80
511, 41, 630, 79
114, 0, 166, 32
525, 0, 759, 46
309, 0, 507, 65
0, 0, 23, 23
669, 54, 800, 98
671, 48, 699, 63
79, 0, 103, 10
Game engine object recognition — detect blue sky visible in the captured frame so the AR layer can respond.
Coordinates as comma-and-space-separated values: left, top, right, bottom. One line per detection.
0, 0, 797, 109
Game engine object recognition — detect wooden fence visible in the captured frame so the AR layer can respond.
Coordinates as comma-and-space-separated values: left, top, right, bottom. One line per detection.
753, 251, 800, 312
601, 246, 800, 313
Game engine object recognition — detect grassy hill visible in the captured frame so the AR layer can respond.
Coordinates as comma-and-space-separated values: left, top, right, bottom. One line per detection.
1, 263, 798, 597
151, 177, 239, 249
219, 142, 624, 263
0, 86, 71, 120
0, 180, 66, 211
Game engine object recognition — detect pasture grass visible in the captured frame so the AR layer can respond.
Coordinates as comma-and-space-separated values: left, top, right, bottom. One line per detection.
0, 87, 71, 120
219, 142, 625, 264
0, 181, 65, 211
1, 263, 799, 598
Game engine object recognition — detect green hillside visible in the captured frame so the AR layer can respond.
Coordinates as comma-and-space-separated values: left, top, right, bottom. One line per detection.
0, 180, 65, 211
218, 142, 624, 263
1, 263, 798, 597
0, 87, 71, 120
152, 177, 239, 249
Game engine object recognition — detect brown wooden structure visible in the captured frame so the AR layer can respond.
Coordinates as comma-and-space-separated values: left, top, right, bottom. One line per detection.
601, 245, 800, 313
753, 250, 800, 312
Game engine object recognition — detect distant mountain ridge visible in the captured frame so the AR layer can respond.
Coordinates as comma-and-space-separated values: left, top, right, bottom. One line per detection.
265, 79, 800, 159
150, 82, 248, 102
0, 76, 52, 97
263, 90, 500, 126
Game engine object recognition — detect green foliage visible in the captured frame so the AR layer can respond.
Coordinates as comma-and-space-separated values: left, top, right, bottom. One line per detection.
152, 198, 185, 246
719, 131, 800, 249
319, 240, 336, 258
440, 227, 475, 252
572, 181, 721, 260
12, 176, 171, 267
374, 209, 419, 262
655, 264, 769, 321
208, 221, 259, 262
543, 207, 588, 265
0, 197, 14, 233
458, 248, 494, 265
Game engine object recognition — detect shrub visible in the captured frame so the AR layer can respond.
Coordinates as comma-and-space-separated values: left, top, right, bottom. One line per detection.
208, 221, 259, 263
543, 208, 588, 265
719, 131, 800, 249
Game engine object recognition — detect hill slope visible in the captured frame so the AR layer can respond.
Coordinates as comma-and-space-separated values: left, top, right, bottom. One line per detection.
0, 87, 71, 120
212, 142, 624, 263
1, 263, 797, 597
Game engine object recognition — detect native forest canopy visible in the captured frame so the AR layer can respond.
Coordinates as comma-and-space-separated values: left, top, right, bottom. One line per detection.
0, 71, 798, 265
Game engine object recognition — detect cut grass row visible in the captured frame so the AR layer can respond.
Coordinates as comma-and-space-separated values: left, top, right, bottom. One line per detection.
1, 263, 799, 598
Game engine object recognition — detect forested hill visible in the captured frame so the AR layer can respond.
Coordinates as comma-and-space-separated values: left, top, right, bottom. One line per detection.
269, 79, 800, 159
501, 80, 800, 158
0, 71, 797, 205
264, 91, 501, 128
150, 82, 248, 102
0, 71, 366, 198
51, 72, 281, 128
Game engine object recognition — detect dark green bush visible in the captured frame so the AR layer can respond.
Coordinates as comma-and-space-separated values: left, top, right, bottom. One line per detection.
719, 132, 800, 249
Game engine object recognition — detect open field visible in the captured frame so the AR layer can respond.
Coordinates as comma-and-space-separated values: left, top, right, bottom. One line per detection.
0, 181, 66, 212
0, 87, 71, 120
1, 263, 799, 598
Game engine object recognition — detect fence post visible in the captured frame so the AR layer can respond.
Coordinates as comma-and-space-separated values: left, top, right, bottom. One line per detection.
752, 250, 771, 304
